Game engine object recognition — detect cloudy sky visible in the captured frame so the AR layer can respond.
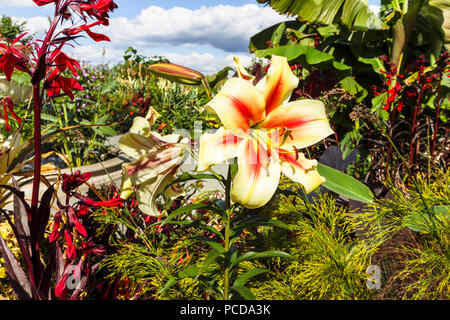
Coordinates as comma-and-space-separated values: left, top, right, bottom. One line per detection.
1, 0, 381, 74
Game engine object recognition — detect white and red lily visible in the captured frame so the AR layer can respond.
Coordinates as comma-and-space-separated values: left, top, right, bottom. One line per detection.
119, 114, 188, 216
197, 55, 334, 209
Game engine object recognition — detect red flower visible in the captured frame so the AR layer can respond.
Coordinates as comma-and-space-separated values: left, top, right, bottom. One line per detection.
49, 211, 62, 242
33, 0, 57, 6
62, 170, 92, 194
64, 21, 111, 42
45, 69, 84, 100
1, 97, 21, 132
50, 50, 82, 76
0, 34, 30, 81
64, 230, 77, 259
68, 206, 88, 237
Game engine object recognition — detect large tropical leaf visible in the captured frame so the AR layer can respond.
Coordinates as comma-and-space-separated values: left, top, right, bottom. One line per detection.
429, 0, 450, 52
256, 0, 385, 31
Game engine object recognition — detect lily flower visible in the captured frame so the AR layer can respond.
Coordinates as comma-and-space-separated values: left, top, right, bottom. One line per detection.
119, 115, 189, 216
197, 55, 334, 209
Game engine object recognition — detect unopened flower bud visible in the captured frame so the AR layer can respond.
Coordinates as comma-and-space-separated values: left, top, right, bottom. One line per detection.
149, 63, 204, 86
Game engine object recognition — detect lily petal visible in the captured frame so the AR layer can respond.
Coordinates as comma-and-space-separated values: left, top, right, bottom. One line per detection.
231, 139, 281, 209
206, 77, 265, 130
129, 116, 152, 136
279, 150, 325, 193
258, 99, 334, 149
233, 56, 255, 83
124, 145, 186, 184
197, 127, 244, 172
119, 133, 165, 160
120, 165, 134, 200
136, 167, 179, 216
256, 55, 299, 115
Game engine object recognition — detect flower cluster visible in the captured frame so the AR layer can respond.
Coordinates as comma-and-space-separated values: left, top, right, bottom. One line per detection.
0, 0, 117, 103
50, 170, 123, 299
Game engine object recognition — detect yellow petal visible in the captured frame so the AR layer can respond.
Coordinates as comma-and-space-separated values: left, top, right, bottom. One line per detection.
231, 139, 281, 209
279, 151, 325, 193
233, 56, 255, 83
206, 77, 265, 130
258, 99, 334, 149
120, 164, 134, 200
119, 133, 164, 159
124, 145, 185, 185
197, 127, 244, 172
129, 116, 152, 136
136, 168, 178, 216
256, 55, 299, 115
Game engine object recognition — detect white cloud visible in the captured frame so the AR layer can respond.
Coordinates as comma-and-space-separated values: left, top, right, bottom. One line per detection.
162, 52, 255, 75
104, 4, 286, 53
0, 0, 34, 7
13, 4, 284, 74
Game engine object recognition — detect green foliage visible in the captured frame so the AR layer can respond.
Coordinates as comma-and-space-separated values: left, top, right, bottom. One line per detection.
256, 0, 385, 31
243, 191, 379, 299
0, 15, 29, 42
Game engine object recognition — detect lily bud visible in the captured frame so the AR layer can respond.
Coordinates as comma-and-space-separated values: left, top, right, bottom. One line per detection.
149, 63, 204, 86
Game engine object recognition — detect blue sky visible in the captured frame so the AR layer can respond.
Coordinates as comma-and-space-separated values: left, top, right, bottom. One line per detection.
0, 0, 381, 74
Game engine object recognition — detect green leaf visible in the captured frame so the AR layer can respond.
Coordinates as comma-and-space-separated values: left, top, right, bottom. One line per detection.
233, 216, 292, 236
271, 22, 286, 46
100, 80, 119, 95
196, 249, 222, 278
41, 113, 60, 123
231, 285, 255, 300
256, 0, 385, 31
433, 206, 450, 217
230, 250, 294, 269
233, 268, 269, 287
255, 44, 334, 64
317, 163, 374, 203
159, 203, 221, 227
338, 76, 367, 102
97, 125, 117, 136
249, 20, 302, 51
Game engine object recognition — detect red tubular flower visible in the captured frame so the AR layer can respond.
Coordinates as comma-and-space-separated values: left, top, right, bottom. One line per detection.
49, 211, 62, 242
1, 97, 21, 132
33, 0, 57, 6
62, 170, 92, 194
64, 230, 77, 259
74, 194, 124, 207
45, 69, 84, 100
68, 206, 88, 237
54, 273, 68, 297
0, 35, 30, 81
64, 21, 111, 42
50, 50, 82, 76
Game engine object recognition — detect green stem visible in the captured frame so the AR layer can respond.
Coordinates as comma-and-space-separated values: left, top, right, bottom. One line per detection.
201, 77, 213, 100
223, 164, 232, 300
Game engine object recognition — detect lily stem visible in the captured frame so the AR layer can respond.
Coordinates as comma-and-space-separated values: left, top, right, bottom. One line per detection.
223, 164, 232, 300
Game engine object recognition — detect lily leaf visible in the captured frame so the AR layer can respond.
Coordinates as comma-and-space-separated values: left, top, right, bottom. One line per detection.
230, 250, 294, 269
317, 163, 374, 203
